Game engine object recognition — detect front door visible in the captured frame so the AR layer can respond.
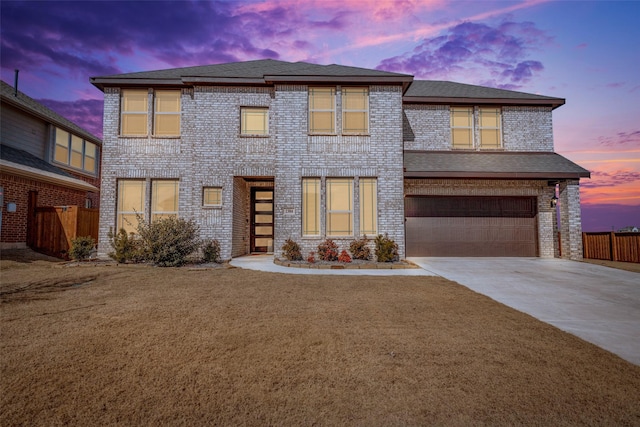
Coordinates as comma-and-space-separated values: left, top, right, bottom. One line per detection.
251, 189, 274, 253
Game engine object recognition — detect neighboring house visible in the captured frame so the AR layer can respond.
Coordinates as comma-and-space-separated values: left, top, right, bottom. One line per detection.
90, 59, 589, 260
0, 80, 102, 250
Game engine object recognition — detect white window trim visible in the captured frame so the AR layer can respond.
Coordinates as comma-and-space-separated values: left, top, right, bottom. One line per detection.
240, 107, 269, 136
342, 87, 369, 135
153, 90, 181, 137
309, 87, 336, 135
203, 187, 223, 208
326, 178, 353, 237
120, 89, 149, 137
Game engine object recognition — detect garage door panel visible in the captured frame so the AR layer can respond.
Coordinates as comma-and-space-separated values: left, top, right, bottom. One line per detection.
405, 196, 538, 257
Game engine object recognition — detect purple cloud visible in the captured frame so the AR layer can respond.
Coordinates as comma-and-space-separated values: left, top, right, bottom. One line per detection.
39, 98, 104, 139
598, 130, 640, 147
581, 170, 640, 188
376, 21, 549, 89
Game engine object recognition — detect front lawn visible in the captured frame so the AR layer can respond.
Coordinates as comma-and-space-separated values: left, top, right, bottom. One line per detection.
1, 251, 639, 425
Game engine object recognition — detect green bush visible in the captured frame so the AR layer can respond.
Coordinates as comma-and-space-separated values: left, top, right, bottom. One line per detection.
136, 216, 201, 267
107, 228, 143, 263
69, 236, 95, 261
349, 236, 371, 260
281, 238, 303, 261
375, 233, 399, 262
202, 239, 222, 263
317, 239, 339, 261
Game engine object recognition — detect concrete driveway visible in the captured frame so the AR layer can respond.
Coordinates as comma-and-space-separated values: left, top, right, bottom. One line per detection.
409, 257, 640, 366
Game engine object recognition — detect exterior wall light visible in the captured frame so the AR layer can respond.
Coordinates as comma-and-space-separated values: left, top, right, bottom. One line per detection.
550, 195, 558, 208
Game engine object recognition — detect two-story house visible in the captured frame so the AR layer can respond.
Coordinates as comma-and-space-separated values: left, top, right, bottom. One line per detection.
1, 80, 102, 250
90, 59, 589, 261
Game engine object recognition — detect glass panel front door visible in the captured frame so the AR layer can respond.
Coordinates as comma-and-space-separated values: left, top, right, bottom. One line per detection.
251, 189, 274, 252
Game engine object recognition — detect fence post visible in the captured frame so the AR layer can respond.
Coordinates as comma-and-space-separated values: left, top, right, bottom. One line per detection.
610, 232, 618, 262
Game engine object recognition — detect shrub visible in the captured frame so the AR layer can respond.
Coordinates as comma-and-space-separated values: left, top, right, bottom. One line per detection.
349, 236, 371, 260
281, 238, 303, 261
136, 216, 201, 267
317, 239, 339, 261
338, 250, 352, 263
202, 239, 221, 263
69, 236, 95, 261
307, 251, 316, 263
107, 228, 143, 263
375, 233, 399, 262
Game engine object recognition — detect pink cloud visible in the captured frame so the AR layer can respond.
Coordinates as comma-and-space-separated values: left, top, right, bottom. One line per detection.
598, 130, 640, 147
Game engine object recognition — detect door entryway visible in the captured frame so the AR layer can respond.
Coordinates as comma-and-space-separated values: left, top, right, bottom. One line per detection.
251, 188, 274, 253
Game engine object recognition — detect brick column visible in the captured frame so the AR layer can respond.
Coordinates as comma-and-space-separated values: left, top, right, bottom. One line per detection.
559, 179, 583, 260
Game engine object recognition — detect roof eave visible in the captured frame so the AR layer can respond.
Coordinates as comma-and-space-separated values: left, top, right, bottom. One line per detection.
90, 77, 184, 91
403, 96, 565, 109
0, 160, 99, 192
404, 171, 590, 179
265, 75, 413, 84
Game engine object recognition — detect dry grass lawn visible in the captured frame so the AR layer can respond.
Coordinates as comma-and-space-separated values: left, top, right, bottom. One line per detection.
2, 250, 640, 426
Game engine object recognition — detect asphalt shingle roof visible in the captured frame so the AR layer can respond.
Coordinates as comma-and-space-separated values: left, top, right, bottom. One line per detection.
1, 80, 101, 144
0, 144, 76, 179
404, 151, 590, 179
91, 59, 413, 85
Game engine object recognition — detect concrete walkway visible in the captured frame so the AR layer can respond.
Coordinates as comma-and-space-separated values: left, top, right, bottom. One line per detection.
231, 255, 640, 366
410, 257, 640, 366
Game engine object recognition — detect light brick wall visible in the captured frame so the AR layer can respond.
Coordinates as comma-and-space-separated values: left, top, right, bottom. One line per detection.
98, 84, 406, 259
404, 178, 558, 258
403, 105, 555, 152
559, 179, 583, 260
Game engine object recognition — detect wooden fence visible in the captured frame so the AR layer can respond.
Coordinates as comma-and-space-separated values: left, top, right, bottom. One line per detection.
582, 232, 640, 263
31, 206, 99, 259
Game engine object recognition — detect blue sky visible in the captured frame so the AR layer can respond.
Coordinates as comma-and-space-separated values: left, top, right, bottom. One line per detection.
1, 0, 638, 230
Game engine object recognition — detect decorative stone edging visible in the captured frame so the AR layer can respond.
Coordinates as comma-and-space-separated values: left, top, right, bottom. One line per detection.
274, 258, 420, 270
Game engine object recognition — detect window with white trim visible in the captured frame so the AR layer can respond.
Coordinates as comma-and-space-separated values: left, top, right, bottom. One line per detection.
203, 187, 222, 207
117, 179, 145, 234
451, 106, 502, 149
309, 87, 335, 134
151, 180, 179, 221
479, 107, 502, 148
326, 178, 353, 236
53, 127, 98, 174
241, 107, 269, 135
302, 178, 320, 236
121, 89, 148, 136
359, 178, 377, 235
342, 87, 369, 134
154, 90, 181, 136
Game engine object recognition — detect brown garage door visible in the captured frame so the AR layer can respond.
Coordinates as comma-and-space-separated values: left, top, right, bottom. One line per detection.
405, 196, 538, 257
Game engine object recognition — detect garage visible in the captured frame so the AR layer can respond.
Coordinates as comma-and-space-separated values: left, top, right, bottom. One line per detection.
405, 196, 538, 257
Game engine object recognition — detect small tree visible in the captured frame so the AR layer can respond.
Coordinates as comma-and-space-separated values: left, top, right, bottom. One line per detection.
107, 228, 142, 263
69, 236, 95, 261
375, 233, 399, 262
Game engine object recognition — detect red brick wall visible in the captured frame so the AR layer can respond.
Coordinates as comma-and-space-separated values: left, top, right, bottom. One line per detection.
1, 173, 98, 244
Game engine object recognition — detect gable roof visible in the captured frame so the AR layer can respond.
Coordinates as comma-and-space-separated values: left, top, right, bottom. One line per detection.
404, 151, 590, 179
404, 80, 565, 109
0, 80, 101, 145
91, 59, 414, 90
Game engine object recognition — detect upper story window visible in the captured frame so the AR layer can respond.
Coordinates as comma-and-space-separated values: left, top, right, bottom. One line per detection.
241, 107, 269, 136
309, 87, 335, 134
478, 107, 502, 148
154, 90, 181, 136
121, 89, 148, 136
53, 127, 98, 174
450, 106, 502, 149
342, 87, 369, 134
450, 107, 473, 149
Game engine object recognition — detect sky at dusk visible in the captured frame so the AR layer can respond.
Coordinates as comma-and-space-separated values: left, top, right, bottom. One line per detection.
1, 0, 638, 231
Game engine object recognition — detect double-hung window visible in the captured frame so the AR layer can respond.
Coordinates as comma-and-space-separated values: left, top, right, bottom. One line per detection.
342, 87, 369, 134
241, 107, 268, 135
53, 127, 98, 174
121, 89, 148, 136
309, 87, 335, 134
117, 180, 146, 234
326, 178, 353, 236
151, 180, 179, 221
302, 178, 320, 236
478, 107, 502, 148
154, 90, 181, 136
359, 178, 377, 235
450, 107, 473, 149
